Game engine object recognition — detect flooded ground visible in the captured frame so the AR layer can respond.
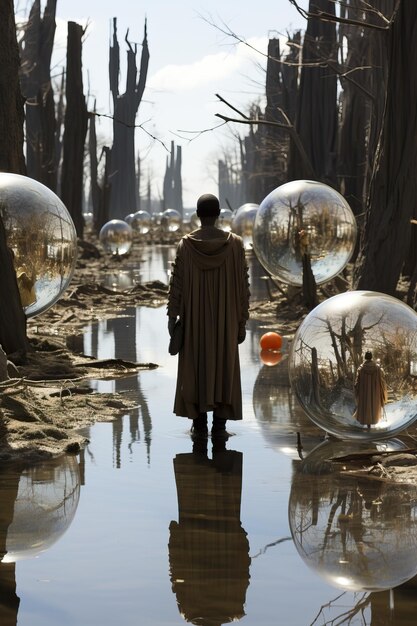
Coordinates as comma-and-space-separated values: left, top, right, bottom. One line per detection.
3, 247, 417, 625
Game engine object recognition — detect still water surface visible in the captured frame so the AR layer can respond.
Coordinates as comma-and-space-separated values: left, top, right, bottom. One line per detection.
4, 247, 417, 625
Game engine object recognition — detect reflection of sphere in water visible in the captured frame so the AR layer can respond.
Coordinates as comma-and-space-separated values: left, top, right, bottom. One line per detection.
260, 349, 282, 366
130, 210, 152, 234
232, 204, 259, 248
253, 180, 357, 286
3, 455, 80, 562
99, 220, 133, 255
0, 173, 78, 318
289, 291, 417, 441
260, 331, 282, 351
161, 209, 182, 233
189, 211, 200, 230
289, 439, 417, 591
217, 208, 233, 232
253, 362, 323, 458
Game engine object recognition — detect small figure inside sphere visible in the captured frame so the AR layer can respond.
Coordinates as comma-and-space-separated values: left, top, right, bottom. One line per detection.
353, 351, 388, 429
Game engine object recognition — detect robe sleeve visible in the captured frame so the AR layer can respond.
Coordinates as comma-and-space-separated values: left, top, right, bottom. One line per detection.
167, 240, 184, 318
239, 241, 250, 324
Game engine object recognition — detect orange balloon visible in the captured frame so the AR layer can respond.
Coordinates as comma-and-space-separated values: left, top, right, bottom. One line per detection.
260, 331, 283, 351
260, 349, 282, 366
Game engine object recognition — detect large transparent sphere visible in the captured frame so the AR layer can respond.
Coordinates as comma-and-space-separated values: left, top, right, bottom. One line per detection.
289, 439, 417, 591
217, 208, 233, 232
232, 204, 259, 249
0, 173, 77, 318
2, 455, 80, 562
99, 219, 133, 256
161, 209, 182, 233
289, 291, 417, 440
130, 210, 152, 234
253, 180, 357, 286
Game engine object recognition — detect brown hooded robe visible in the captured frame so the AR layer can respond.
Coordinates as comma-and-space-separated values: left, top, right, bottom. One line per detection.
353, 359, 388, 426
168, 228, 250, 420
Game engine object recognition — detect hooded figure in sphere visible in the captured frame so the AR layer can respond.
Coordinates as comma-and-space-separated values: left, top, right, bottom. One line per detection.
353, 351, 388, 428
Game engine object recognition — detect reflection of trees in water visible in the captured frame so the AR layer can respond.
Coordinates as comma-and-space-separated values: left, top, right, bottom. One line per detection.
107, 309, 152, 467
289, 442, 417, 594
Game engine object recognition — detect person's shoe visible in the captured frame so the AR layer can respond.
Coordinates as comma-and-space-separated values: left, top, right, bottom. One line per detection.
191, 414, 208, 437
211, 417, 228, 438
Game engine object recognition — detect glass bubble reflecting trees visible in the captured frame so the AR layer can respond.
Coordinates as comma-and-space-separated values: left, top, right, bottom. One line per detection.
161, 209, 182, 233
0, 173, 78, 318
231, 203, 259, 248
289, 291, 417, 440
99, 219, 133, 255
289, 439, 417, 591
189, 211, 200, 230
130, 210, 152, 234
3, 455, 80, 562
253, 180, 357, 285
217, 208, 233, 232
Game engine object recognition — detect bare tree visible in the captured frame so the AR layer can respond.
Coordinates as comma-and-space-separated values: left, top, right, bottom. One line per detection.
60, 21, 88, 237
354, 1, 417, 295
0, 0, 28, 355
108, 18, 149, 219
19, 0, 58, 191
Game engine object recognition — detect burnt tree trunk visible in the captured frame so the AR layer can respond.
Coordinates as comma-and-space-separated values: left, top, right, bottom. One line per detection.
61, 21, 88, 237
19, 0, 57, 191
287, 0, 338, 184
108, 19, 149, 219
354, 2, 417, 295
88, 109, 101, 229
0, 0, 28, 355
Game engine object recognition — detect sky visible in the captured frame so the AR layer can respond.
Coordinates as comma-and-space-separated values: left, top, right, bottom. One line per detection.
17, 0, 309, 210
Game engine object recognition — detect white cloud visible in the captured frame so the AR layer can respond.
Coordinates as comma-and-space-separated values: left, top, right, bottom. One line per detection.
149, 35, 268, 92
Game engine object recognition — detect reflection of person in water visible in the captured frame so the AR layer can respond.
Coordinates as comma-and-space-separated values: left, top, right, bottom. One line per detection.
353, 351, 388, 428
0, 467, 21, 625
169, 441, 250, 626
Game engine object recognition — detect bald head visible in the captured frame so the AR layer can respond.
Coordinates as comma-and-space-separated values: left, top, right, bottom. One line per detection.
196, 193, 220, 218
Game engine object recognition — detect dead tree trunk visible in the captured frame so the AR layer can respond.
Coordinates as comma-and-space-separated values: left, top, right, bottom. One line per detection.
287, 0, 338, 184
19, 0, 57, 191
0, 0, 28, 356
108, 19, 149, 219
354, 2, 417, 295
61, 21, 88, 237
88, 110, 101, 230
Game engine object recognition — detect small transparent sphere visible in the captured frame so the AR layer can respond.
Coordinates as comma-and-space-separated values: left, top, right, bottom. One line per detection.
3, 455, 80, 562
253, 180, 357, 286
124, 213, 135, 226
289, 291, 417, 440
0, 173, 77, 318
129, 210, 152, 234
99, 219, 133, 255
289, 439, 417, 591
231, 204, 259, 248
83, 211, 93, 227
161, 209, 182, 233
189, 211, 200, 230
217, 208, 233, 232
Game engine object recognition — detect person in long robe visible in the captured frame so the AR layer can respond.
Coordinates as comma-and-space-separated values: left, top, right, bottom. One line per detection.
167, 194, 250, 436
353, 351, 388, 428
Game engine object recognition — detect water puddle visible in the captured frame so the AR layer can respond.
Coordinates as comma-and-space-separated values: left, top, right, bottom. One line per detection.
2, 247, 417, 625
